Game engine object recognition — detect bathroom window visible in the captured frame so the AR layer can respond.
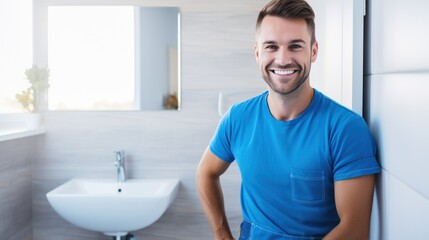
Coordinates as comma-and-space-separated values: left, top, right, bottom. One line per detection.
47, 6, 135, 110
0, 0, 33, 113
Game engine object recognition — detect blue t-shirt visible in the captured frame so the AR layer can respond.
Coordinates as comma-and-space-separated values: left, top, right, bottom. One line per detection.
210, 89, 381, 237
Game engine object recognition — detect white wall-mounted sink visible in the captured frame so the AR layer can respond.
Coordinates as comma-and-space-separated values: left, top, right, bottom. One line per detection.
46, 178, 180, 237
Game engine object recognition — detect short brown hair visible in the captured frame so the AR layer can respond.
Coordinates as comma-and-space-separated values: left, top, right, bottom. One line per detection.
256, 0, 316, 44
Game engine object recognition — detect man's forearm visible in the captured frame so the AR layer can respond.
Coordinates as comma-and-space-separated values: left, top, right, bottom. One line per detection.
324, 175, 374, 240
323, 221, 369, 240
197, 174, 234, 240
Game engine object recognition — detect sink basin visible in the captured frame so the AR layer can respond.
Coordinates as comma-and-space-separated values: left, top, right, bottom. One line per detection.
46, 178, 180, 237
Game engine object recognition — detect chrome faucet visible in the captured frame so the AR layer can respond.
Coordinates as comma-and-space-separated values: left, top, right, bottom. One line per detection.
114, 150, 126, 182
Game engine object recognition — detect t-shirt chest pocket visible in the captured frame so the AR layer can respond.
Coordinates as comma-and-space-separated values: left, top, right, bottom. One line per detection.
290, 168, 325, 204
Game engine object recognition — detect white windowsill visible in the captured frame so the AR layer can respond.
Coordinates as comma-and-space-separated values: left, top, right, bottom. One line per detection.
0, 113, 46, 142
0, 127, 46, 142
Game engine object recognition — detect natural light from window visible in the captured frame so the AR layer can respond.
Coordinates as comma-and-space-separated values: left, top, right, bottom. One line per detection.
48, 6, 134, 110
0, 0, 33, 113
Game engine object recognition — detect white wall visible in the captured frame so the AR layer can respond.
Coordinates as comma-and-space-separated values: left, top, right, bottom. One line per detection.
365, 0, 429, 238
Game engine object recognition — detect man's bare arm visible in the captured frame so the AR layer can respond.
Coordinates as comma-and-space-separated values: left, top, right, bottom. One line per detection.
323, 174, 376, 240
196, 148, 234, 240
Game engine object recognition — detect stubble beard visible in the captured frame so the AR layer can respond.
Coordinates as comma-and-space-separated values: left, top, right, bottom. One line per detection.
262, 63, 311, 96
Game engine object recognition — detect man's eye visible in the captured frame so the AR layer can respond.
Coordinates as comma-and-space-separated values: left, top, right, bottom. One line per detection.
290, 44, 302, 50
265, 45, 278, 50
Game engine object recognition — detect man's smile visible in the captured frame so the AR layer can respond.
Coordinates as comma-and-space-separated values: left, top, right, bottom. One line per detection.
270, 69, 297, 75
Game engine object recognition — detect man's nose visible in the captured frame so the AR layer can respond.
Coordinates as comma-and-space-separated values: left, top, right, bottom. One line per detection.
275, 49, 292, 66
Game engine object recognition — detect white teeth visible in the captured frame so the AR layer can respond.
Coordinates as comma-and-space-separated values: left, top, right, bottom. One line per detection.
273, 70, 294, 75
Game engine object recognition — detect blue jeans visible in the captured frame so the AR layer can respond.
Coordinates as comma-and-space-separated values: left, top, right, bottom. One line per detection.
238, 221, 323, 240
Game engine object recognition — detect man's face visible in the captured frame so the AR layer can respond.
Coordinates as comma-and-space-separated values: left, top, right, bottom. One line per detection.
255, 16, 318, 96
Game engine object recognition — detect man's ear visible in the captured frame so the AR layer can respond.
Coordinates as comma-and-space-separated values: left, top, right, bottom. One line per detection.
254, 43, 260, 63
311, 41, 318, 63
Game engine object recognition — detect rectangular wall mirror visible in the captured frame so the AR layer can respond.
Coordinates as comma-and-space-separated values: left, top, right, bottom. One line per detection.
35, 4, 181, 111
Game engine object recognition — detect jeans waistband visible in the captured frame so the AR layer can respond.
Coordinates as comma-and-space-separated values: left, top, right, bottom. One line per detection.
239, 221, 323, 240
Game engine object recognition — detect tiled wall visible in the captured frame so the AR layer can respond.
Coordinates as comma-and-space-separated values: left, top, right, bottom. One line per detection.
0, 137, 34, 240
365, 0, 429, 238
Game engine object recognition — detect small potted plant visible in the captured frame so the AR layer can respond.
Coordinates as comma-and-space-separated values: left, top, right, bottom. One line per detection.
15, 65, 50, 112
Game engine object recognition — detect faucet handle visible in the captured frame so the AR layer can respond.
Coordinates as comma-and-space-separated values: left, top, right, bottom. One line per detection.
114, 150, 124, 156
114, 150, 125, 164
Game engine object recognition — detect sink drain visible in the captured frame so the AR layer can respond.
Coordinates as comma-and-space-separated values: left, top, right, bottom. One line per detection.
117, 188, 122, 193
125, 234, 135, 240
112, 233, 135, 240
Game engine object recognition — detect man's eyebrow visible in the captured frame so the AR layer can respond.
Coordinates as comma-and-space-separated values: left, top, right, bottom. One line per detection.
262, 40, 277, 45
290, 39, 306, 44
262, 39, 307, 45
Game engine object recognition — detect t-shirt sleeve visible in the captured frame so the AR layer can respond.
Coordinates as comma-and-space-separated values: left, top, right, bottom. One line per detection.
209, 108, 235, 163
331, 116, 381, 181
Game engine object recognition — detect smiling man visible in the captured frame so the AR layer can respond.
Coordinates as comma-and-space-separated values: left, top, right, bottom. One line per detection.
196, 0, 381, 239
